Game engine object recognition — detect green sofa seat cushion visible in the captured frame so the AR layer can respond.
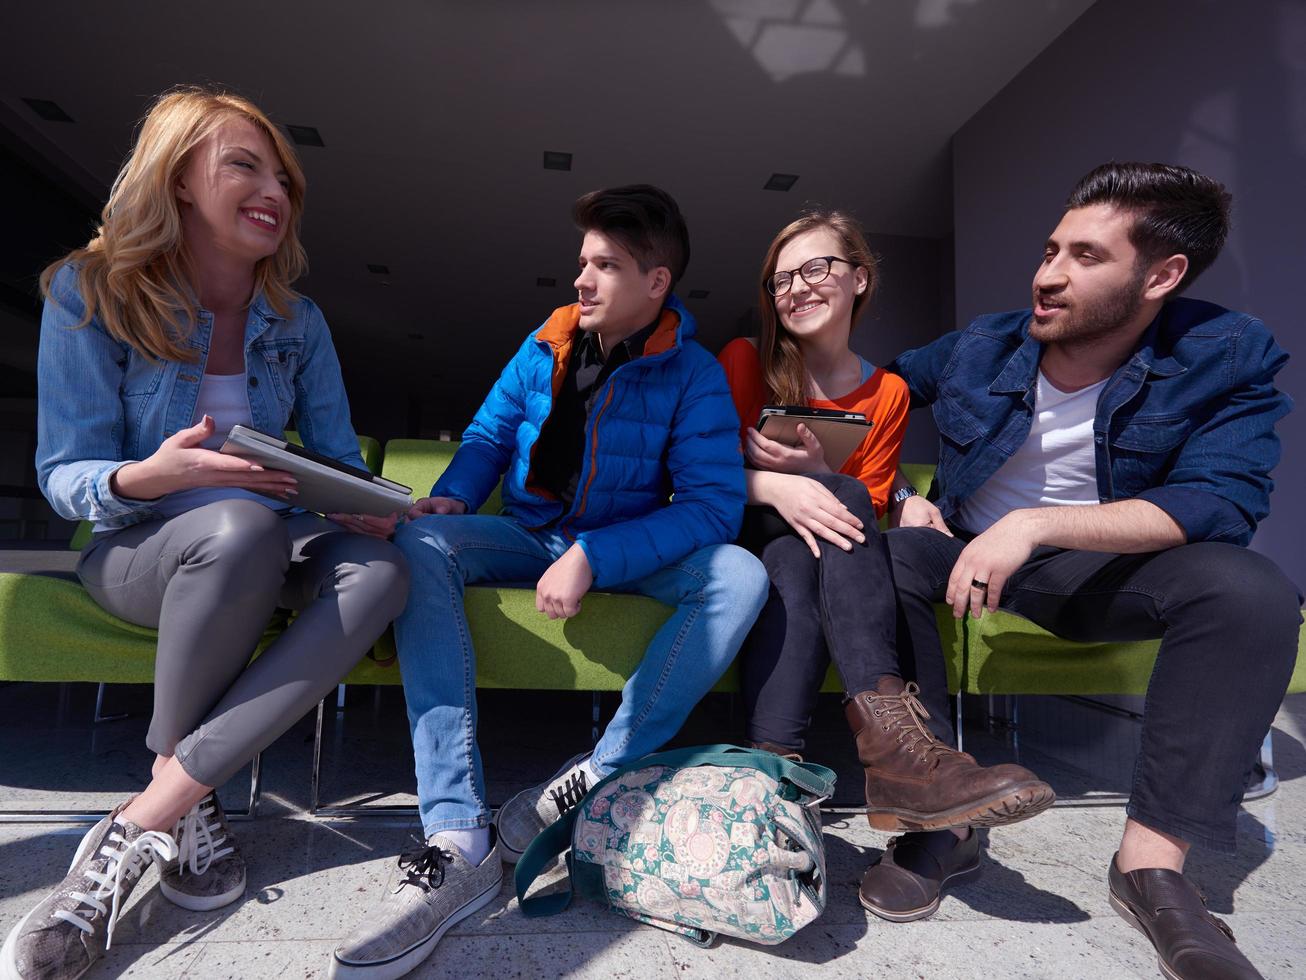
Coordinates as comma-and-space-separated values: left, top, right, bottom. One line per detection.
360, 586, 964, 695
963, 609, 1306, 696
0, 572, 284, 684
364, 446, 960, 695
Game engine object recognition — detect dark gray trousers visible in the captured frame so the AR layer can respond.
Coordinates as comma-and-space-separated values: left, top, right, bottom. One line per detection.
78, 499, 409, 787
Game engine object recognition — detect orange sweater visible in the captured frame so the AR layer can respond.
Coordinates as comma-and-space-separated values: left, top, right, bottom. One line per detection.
718, 337, 910, 517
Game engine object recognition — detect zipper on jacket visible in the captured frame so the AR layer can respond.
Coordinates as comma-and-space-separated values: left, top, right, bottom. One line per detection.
556, 342, 681, 540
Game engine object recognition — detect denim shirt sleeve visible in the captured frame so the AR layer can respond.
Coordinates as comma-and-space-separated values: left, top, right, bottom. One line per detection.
430, 334, 532, 511
885, 331, 962, 408
35, 266, 152, 523
1135, 320, 1292, 546
290, 300, 368, 472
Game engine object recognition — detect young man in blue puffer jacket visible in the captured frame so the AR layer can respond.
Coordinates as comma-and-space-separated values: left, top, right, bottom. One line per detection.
332, 185, 769, 979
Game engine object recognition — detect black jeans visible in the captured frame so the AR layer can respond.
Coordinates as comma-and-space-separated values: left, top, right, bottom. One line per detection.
739, 473, 901, 751
886, 526, 1302, 853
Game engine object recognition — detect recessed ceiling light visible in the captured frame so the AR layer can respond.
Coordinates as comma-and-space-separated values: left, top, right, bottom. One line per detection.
688, 289, 710, 300
23, 98, 73, 123
367, 264, 390, 275
536, 277, 557, 287
542, 151, 573, 171
285, 124, 325, 147
764, 173, 799, 192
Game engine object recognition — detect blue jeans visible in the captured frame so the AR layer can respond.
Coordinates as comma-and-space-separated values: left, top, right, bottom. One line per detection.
393, 514, 769, 836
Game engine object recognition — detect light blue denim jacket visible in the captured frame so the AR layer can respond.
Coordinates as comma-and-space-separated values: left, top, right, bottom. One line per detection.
36, 263, 367, 531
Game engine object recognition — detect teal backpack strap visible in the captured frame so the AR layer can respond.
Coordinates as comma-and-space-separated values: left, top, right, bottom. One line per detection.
624, 743, 837, 801
514, 805, 582, 917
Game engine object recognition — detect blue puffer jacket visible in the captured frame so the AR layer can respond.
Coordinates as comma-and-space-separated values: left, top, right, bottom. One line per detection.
431, 296, 746, 588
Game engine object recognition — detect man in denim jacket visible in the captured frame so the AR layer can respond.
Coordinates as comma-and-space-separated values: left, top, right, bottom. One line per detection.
875, 163, 1298, 980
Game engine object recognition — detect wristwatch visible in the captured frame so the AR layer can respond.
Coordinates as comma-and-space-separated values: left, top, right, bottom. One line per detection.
892, 486, 919, 506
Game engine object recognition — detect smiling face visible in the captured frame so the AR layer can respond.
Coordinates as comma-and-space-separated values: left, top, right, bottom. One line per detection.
175, 117, 291, 268
573, 229, 668, 337
771, 227, 867, 344
1030, 204, 1151, 345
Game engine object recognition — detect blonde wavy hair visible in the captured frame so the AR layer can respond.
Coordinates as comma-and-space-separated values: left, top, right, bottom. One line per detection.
758, 210, 879, 405
40, 86, 308, 362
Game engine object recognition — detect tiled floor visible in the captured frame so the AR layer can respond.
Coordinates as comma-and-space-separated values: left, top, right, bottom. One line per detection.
1, 683, 1303, 980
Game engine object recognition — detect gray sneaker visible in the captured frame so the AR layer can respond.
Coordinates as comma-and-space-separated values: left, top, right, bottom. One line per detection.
493, 752, 591, 863
330, 830, 502, 979
157, 792, 245, 911
0, 802, 177, 980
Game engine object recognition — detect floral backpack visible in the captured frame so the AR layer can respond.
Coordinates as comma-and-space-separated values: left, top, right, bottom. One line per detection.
514, 744, 835, 946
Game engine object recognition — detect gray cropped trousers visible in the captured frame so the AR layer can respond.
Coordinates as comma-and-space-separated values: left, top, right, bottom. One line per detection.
77, 498, 410, 788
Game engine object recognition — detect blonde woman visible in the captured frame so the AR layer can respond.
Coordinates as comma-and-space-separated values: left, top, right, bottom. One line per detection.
2, 87, 408, 980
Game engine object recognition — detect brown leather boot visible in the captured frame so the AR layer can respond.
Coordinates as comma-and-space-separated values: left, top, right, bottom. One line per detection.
845, 676, 1055, 832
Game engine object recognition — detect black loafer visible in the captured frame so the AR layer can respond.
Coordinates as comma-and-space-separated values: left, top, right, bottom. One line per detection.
1108, 854, 1263, 979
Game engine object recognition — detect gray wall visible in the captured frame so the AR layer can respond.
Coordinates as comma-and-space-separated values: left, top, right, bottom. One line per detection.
851, 232, 950, 464
951, 0, 1306, 589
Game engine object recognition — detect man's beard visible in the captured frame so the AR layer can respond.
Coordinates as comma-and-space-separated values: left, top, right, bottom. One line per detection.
1030, 269, 1146, 346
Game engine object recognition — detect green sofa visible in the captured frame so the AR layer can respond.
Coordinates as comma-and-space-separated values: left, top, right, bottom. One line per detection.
1, 436, 1302, 819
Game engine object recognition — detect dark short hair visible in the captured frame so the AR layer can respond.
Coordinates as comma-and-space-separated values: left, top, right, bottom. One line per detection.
572, 184, 690, 288
1065, 162, 1232, 292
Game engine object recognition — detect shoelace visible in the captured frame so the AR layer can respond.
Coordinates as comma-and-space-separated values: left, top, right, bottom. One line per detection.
175, 797, 234, 877
870, 682, 943, 757
547, 769, 589, 816
53, 828, 177, 949
397, 840, 453, 893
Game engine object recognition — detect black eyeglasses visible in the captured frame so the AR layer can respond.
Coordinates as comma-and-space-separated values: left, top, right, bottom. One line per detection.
766, 256, 855, 297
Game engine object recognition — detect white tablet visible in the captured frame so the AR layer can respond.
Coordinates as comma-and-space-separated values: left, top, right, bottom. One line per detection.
757, 405, 874, 472
220, 425, 412, 517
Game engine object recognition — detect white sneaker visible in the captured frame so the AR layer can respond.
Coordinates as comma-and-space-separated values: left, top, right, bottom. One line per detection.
1, 801, 176, 979
492, 752, 591, 863
157, 792, 246, 911
330, 829, 502, 979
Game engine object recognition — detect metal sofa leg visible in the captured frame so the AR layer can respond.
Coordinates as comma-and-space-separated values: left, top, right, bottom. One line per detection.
311, 698, 324, 815
309, 696, 418, 819
93, 683, 129, 724
1243, 730, 1279, 802
954, 693, 964, 755
0, 749, 264, 823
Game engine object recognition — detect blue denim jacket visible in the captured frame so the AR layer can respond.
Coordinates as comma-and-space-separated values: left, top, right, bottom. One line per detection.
36, 263, 367, 530
888, 298, 1292, 546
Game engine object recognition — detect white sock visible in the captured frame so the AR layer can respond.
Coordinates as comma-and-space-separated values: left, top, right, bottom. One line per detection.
581, 755, 606, 786
435, 827, 491, 865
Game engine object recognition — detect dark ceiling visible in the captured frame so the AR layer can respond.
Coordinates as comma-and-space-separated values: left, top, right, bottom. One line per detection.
0, 0, 1094, 433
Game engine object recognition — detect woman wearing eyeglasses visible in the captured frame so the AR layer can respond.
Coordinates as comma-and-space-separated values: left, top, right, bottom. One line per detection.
718, 210, 911, 759
719, 211, 1049, 924
4, 87, 409, 980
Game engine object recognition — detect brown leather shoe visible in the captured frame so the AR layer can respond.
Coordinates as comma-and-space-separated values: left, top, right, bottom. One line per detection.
1108, 855, 1264, 979
858, 829, 980, 922
748, 740, 804, 762
845, 676, 1055, 832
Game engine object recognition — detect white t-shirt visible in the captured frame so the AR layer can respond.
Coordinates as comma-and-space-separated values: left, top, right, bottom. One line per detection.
107, 372, 290, 530
953, 370, 1107, 535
